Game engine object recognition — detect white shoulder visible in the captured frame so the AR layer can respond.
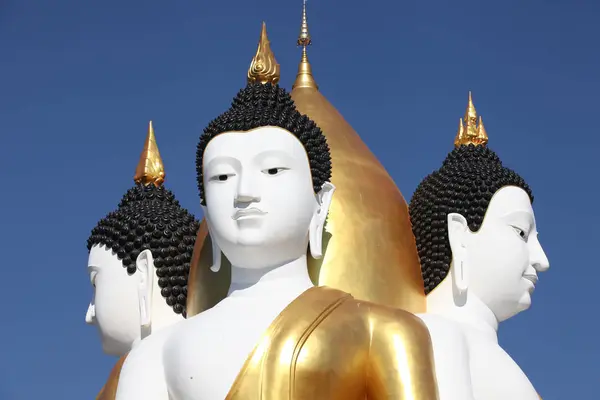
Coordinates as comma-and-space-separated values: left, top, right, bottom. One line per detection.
115, 329, 174, 400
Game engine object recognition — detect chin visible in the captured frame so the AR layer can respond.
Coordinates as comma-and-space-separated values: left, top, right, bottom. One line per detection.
517, 293, 532, 312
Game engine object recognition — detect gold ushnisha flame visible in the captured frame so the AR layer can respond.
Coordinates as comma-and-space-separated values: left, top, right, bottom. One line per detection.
247, 22, 280, 85
454, 91, 489, 147
133, 121, 165, 186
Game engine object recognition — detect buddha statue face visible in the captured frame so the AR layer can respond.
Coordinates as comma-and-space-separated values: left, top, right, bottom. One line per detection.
447, 186, 549, 321
196, 83, 333, 270
85, 244, 150, 356
203, 127, 333, 268
410, 145, 550, 322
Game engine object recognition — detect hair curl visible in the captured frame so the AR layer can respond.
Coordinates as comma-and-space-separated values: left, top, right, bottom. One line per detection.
409, 145, 533, 294
87, 184, 200, 317
195, 82, 332, 205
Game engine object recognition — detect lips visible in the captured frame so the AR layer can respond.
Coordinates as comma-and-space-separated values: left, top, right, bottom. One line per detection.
232, 207, 267, 220
523, 274, 538, 286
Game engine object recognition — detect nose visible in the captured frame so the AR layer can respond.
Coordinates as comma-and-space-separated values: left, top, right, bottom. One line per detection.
85, 303, 95, 324
235, 172, 261, 204
530, 235, 550, 273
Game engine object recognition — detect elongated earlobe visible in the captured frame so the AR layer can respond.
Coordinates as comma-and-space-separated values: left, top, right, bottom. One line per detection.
447, 213, 469, 298
309, 182, 336, 259
204, 218, 222, 272
136, 249, 155, 328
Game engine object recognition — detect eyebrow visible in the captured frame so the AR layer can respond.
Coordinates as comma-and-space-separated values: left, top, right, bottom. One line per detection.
205, 156, 240, 172
502, 210, 535, 226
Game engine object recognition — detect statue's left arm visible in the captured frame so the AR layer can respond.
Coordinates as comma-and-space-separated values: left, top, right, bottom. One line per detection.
366, 307, 440, 400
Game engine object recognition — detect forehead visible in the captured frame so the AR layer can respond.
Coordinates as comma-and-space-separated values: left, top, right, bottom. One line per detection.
485, 186, 533, 218
203, 126, 306, 163
88, 244, 117, 267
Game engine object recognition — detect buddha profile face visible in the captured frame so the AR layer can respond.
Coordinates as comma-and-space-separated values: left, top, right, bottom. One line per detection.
410, 145, 550, 321
86, 184, 199, 355
196, 83, 333, 269
86, 244, 142, 355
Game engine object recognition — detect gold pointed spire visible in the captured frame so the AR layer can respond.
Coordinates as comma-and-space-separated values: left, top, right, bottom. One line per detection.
247, 22, 280, 85
454, 91, 489, 147
293, 0, 318, 89
133, 121, 165, 186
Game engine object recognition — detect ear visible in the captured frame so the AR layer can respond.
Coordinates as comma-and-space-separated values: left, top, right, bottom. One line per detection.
309, 182, 336, 259
85, 303, 95, 325
447, 213, 469, 296
136, 249, 155, 327
202, 212, 222, 273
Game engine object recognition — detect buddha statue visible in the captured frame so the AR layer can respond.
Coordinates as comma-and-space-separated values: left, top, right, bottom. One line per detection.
115, 33, 444, 398
409, 93, 550, 400
85, 122, 200, 399
187, 3, 426, 319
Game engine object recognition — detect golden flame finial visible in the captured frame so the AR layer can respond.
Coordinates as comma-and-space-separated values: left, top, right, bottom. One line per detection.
134, 121, 165, 186
247, 22, 280, 85
454, 91, 489, 147
293, 0, 318, 89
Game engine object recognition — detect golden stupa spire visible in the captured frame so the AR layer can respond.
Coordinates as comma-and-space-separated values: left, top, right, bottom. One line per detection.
247, 22, 280, 85
133, 121, 165, 186
454, 91, 489, 147
293, 0, 318, 89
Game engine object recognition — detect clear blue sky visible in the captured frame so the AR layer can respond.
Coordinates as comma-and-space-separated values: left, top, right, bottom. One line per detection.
1, 0, 598, 398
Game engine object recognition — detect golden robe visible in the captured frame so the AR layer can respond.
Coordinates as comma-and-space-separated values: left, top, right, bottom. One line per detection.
226, 286, 439, 399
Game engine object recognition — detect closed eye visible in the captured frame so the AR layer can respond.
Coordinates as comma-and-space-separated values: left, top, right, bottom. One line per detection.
90, 271, 97, 288
262, 167, 288, 176
511, 226, 528, 241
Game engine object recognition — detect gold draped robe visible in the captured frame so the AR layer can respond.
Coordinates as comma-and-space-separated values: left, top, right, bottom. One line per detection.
226, 286, 439, 399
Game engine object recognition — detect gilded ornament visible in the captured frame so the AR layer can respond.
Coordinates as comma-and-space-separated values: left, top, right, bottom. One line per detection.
247, 22, 280, 85
454, 92, 489, 147
133, 121, 166, 186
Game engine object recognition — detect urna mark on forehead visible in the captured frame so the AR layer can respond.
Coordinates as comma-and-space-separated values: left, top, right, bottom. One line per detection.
202, 126, 311, 168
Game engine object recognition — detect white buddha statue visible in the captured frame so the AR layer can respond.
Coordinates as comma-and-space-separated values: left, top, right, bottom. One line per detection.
115, 78, 444, 398
85, 122, 199, 399
409, 93, 550, 400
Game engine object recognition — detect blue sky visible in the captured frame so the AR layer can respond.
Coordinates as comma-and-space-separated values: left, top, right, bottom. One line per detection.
1, 0, 598, 398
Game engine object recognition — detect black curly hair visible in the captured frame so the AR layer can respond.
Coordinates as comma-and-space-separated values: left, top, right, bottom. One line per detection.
409, 144, 533, 294
87, 184, 200, 316
195, 82, 332, 205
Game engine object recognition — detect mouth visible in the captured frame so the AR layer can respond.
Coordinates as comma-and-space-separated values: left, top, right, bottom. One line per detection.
232, 207, 267, 220
523, 274, 538, 288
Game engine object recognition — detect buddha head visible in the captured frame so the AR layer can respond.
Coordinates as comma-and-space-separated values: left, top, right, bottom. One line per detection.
409, 95, 549, 322
196, 82, 334, 271
85, 122, 200, 356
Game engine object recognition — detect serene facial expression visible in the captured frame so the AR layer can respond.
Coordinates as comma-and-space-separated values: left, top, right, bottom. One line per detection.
86, 244, 141, 356
466, 186, 550, 321
202, 126, 319, 268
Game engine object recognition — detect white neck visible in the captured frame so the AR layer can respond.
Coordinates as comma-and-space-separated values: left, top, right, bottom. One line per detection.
228, 254, 314, 298
426, 274, 499, 342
